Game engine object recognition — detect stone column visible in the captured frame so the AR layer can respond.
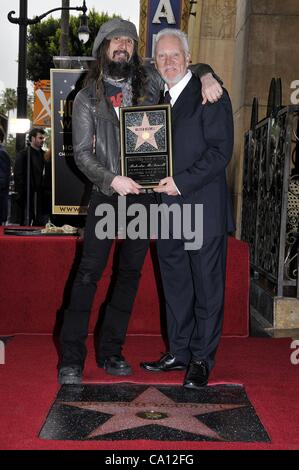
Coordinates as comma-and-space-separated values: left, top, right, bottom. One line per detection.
189, 0, 299, 237
188, 0, 237, 98
188, 0, 238, 223
232, 0, 299, 237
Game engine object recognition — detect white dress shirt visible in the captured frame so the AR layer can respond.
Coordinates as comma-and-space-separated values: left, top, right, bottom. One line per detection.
164, 70, 192, 106
164, 70, 193, 195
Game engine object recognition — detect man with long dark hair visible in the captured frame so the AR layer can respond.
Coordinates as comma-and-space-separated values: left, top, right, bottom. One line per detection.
58, 18, 223, 384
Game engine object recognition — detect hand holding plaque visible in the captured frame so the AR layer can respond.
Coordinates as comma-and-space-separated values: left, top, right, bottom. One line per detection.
119, 104, 173, 188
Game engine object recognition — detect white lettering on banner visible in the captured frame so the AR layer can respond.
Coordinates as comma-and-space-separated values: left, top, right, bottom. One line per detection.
152, 0, 176, 24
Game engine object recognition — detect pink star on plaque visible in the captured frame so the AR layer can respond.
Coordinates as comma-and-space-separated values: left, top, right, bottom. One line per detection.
128, 113, 163, 150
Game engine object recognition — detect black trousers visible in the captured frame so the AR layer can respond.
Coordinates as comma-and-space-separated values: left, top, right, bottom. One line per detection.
60, 190, 154, 367
157, 234, 227, 371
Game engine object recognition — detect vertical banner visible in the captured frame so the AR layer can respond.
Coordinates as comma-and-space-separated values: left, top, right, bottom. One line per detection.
33, 80, 51, 127
139, 0, 189, 58
50, 69, 91, 215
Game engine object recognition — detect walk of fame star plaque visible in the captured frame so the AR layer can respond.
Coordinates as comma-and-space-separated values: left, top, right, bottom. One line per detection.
39, 384, 270, 442
120, 105, 173, 188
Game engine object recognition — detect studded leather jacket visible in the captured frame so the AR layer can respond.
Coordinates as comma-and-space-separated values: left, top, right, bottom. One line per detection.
72, 64, 215, 196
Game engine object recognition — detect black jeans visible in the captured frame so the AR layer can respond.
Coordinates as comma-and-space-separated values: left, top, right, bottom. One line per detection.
60, 190, 154, 367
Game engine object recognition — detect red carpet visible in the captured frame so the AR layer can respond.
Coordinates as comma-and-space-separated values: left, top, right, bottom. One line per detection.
0, 233, 249, 336
0, 334, 298, 450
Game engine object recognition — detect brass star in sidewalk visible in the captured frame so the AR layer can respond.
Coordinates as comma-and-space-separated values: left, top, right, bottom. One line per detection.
63, 386, 245, 440
128, 113, 163, 150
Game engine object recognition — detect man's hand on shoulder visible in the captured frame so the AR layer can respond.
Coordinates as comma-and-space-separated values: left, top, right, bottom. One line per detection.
201, 73, 223, 104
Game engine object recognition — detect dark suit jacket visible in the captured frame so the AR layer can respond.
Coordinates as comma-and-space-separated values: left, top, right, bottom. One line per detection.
162, 75, 235, 241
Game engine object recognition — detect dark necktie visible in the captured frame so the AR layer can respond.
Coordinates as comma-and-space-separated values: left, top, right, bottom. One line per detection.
163, 90, 172, 104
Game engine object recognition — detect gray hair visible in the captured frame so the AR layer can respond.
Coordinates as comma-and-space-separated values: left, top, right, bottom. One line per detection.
153, 28, 190, 58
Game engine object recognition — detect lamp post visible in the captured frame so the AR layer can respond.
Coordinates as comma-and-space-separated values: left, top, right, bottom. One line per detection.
8, 0, 89, 152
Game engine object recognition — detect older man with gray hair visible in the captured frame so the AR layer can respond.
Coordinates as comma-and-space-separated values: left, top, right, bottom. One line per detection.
141, 29, 235, 389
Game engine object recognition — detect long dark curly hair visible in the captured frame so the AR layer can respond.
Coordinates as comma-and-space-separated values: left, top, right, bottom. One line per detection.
85, 39, 147, 105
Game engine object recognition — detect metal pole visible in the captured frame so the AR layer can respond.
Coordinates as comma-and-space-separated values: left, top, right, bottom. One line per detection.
60, 0, 70, 56
16, 0, 28, 153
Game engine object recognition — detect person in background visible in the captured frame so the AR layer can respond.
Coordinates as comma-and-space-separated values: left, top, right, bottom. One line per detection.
0, 127, 11, 225
13, 127, 46, 225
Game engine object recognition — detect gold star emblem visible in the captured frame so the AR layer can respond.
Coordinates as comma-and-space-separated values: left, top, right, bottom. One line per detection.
128, 113, 163, 150
63, 386, 245, 440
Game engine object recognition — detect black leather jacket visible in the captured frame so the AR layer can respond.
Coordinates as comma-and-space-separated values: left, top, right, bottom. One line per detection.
72, 64, 215, 196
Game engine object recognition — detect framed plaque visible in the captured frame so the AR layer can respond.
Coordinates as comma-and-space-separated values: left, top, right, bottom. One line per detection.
119, 104, 173, 188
